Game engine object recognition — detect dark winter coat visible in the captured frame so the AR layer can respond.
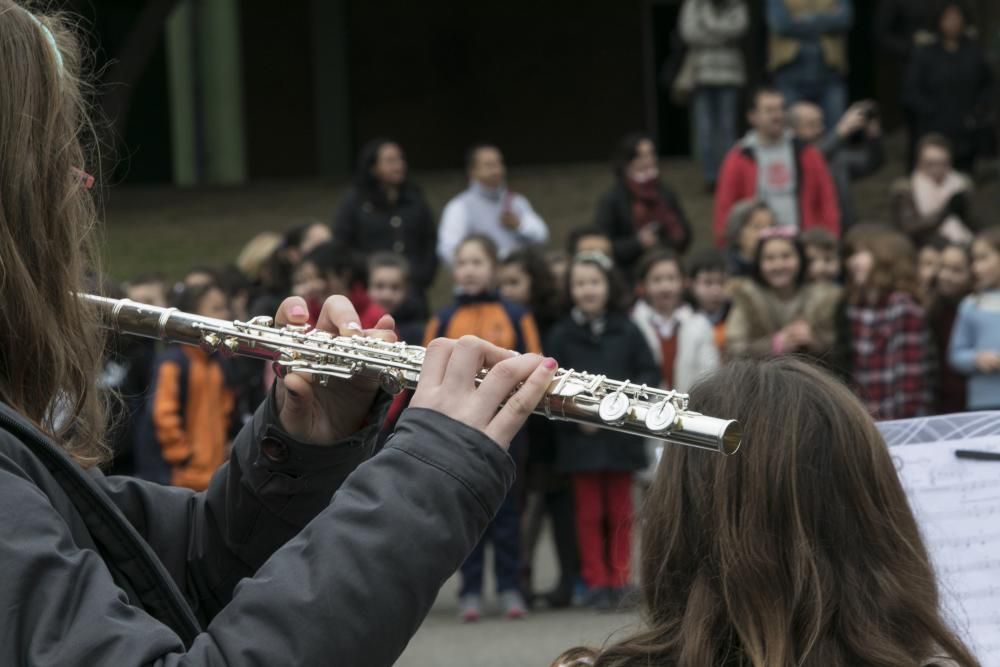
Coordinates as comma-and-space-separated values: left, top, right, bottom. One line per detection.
544, 312, 660, 474
874, 0, 939, 60
595, 180, 692, 268
333, 183, 438, 291
0, 392, 513, 666
904, 37, 993, 168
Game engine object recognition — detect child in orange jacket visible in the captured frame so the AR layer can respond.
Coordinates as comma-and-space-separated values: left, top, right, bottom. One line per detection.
150, 284, 235, 491
425, 234, 541, 622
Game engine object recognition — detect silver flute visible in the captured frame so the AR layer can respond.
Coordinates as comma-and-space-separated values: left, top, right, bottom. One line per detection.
84, 294, 742, 455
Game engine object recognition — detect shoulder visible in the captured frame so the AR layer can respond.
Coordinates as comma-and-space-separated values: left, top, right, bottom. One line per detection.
630, 299, 653, 321
500, 299, 530, 322
545, 318, 576, 344
729, 277, 763, 303
335, 187, 368, 215
611, 312, 643, 336
433, 302, 460, 324
441, 192, 468, 215
546, 318, 570, 335
511, 192, 535, 209
803, 281, 843, 304
676, 304, 713, 331
957, 294, 979, 313
334, 187, 358, 206
723, 142, 755, 164
956, 292, 999, 316
797, 141, 829, 166
399, 181, 426, 201
156, 346, 189, 366
598, 183, 627, 205
953, 173, 973, 193
0, 404, 69, 495
0, 417, 34, 475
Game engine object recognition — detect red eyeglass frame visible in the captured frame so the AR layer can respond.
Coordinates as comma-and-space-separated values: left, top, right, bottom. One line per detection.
72, 167, 94, 190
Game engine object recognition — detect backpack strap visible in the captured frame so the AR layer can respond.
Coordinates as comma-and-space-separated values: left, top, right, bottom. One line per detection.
500, 301, 528, 353
136, 347, 191, 485
432, 303, 458, 340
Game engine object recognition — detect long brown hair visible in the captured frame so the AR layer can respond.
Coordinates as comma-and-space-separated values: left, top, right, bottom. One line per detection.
0, 2, 108, 465
843, 224, 919, 304
590, 358, 978, 667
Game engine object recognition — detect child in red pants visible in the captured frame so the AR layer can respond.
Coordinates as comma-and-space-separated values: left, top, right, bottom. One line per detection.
544, 252, 660, 609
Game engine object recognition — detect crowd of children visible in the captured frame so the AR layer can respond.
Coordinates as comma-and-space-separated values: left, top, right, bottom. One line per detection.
106, 205, 1000, 625
99, 114, 1000, 625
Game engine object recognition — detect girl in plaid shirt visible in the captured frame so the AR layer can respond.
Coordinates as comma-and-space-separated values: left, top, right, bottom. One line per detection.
840, 225, 933, 420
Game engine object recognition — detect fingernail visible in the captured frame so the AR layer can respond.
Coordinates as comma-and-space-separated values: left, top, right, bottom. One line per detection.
543, 358, 557, 370
346, 322, 362, 331
290, 305, 307, 319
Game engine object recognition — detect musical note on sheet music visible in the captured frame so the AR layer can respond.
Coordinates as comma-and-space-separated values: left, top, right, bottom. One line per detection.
881, 414, 1000, 667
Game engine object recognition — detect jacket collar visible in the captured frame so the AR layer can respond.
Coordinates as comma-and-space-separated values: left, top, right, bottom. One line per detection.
632, 300, 694, 338
454, 290, 502, 306
570, 307, 613, 336
469, 180, 507, 202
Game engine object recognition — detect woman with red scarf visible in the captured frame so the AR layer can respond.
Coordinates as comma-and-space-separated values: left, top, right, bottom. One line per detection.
595, 133, 692, 269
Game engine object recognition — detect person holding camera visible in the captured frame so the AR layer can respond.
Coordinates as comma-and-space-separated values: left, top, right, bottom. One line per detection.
791, 100, 885, 230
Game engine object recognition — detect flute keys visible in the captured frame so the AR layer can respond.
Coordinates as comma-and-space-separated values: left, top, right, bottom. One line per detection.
645, 400, 678, 434
598, 392, 631, 425
223, 337, 240, 355
379, 369, 404, 395
200, 333, 221, 351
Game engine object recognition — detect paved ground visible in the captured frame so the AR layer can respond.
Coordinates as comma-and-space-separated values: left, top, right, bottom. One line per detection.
397, 603, 637, 667
395, 530, 640, 667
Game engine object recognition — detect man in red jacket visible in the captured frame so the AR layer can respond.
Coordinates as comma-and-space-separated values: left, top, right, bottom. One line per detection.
713, 86, 841, 248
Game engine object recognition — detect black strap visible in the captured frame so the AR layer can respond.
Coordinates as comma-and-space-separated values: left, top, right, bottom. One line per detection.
0, 408, 202, 646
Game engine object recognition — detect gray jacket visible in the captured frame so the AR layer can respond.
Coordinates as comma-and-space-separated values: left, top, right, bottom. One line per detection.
0, 393, 513, 666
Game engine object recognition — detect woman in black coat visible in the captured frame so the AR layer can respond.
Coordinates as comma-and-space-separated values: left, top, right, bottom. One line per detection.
332, 139, 438, 309
544, 253, 660, 608
903, 2, 993, 172
595, 133, 692, 270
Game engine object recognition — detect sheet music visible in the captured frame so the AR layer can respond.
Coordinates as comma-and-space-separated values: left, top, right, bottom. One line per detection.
880, 414, 1000, 666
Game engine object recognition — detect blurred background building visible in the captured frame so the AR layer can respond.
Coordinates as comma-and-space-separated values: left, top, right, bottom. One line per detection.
83, 0, 1000, 186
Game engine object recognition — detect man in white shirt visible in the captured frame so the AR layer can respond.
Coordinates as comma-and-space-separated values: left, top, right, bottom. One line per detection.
437, 144, 549, 264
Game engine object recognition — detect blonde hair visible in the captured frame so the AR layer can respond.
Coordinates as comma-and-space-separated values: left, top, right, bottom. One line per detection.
236, 231, 283, 282
0, 3, 109, 465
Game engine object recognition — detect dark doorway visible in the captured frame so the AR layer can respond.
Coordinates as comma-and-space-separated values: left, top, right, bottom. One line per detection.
85, 1, 173, 184
648, 0, 692, 157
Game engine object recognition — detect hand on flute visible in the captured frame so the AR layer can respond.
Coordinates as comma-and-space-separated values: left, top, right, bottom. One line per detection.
273, 294, 397, 444
410, 336, 557, 450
